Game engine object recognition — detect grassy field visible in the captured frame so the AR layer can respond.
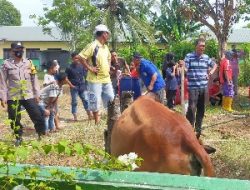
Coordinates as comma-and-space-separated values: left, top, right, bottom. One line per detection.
0, 86, 249, 180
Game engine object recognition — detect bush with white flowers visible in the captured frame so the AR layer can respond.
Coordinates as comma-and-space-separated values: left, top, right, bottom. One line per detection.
118, 152, 140, 170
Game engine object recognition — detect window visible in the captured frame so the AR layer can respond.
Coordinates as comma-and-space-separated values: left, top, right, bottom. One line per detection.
26, 48, 40, 59
3, 48, 11, 59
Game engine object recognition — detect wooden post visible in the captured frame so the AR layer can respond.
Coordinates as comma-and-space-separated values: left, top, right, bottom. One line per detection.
120, 91, 134, 113
104, 96, 120, 154
181, 66, 185, 115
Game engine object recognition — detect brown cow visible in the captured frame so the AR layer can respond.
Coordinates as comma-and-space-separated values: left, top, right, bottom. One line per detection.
111, 96, 215, 177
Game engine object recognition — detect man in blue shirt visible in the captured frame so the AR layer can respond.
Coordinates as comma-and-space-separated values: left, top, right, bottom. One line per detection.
65, 52, 92, 121
181, 38, 217, 138
133, 53, 165, 103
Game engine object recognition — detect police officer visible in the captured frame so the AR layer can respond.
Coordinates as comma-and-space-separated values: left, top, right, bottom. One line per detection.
0, 42, 45, 146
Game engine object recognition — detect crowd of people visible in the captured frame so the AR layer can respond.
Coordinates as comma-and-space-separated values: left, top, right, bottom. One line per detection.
0, 24, 243, 146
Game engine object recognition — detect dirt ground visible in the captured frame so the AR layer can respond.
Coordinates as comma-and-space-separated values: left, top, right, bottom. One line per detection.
0, 86, 249, 180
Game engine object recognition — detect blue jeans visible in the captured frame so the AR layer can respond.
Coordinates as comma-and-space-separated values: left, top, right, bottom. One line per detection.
39, 103, 55, 132
87, 82, 114, 112
70, 87, 89, 114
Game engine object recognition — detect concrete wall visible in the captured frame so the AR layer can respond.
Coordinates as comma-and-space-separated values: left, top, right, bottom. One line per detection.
0, 41, 69, 59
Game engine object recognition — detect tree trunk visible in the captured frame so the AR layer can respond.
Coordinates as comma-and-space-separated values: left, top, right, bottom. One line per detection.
216, 34, 227, 60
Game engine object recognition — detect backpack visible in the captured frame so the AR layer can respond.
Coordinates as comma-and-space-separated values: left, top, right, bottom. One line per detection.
91, 46, 99, 67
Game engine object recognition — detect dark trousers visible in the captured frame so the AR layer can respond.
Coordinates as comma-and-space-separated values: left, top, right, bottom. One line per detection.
186, 88, 206, 133
166, 89, 177, 109
7, 99, 45, 138
209, 93, 222, 106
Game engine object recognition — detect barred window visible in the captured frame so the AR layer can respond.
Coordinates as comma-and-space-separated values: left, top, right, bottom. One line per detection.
26, 48, 40, 59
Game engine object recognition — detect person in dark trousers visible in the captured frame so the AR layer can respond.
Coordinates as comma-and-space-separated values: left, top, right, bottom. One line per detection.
162, 53, 178, 109
181, 38, 217, 139
0, 42, 45, 146
65, 52, 92, 121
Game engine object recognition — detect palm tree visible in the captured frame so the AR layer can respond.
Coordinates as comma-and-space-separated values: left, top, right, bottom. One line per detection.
92, 0, 155, 50
154, 0, 201, 45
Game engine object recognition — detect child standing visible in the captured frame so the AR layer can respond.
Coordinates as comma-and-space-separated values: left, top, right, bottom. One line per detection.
43, 61, 57, 87
219, 51, 234, 111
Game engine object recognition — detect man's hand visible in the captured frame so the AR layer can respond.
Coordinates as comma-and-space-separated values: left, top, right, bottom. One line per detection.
147, 84, 153, 91
90, 66, 99, 74
0, 100, 7, 108
44, 109, 50, 117
178, 60, 185, 67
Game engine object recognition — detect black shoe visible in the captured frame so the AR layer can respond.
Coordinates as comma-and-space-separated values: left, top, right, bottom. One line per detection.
15, 138, 23, 147
38, 131, 46, 141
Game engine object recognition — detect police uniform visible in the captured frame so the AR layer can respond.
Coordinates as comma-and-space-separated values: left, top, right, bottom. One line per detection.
0, 42, 45, 142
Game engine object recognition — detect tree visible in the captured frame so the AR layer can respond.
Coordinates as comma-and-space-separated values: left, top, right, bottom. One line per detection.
92, 0, 155, 50
0, 0, 21, 26
244, 22, 250, 28
32, 0, 100, 51
181, 0, 250, 58
154, 0, 201, 45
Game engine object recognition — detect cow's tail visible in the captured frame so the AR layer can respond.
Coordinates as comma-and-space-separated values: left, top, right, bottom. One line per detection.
187, 137, 215, 177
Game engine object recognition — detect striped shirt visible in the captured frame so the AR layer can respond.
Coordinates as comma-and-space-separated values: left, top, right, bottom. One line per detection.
40, 83, 62, 107
184, 52, 215, 89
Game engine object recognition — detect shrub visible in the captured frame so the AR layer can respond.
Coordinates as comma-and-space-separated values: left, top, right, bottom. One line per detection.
117, 44, 168, 68
205, 39, 219, 59
170, 41, 194, 61
238, 44, 250, 86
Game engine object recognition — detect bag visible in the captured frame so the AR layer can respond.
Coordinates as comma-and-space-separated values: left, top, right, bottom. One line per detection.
91, 46, 99, 67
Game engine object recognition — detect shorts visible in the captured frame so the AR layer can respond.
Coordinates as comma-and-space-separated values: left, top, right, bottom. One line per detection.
87, 82, 114, 112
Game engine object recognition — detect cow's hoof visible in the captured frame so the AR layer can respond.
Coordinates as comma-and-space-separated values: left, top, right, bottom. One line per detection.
203, 145, 216, 154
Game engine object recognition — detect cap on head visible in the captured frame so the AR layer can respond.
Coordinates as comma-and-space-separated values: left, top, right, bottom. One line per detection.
94, 24, 110, 35
133, 52, 142, 59
11, 42, 24, 50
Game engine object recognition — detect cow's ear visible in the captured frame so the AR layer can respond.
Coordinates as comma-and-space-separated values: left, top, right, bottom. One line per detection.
203, 145, 216, 154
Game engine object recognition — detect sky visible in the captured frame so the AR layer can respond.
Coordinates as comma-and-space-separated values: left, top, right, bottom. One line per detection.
8, 0, 248, 29
8, 0, 47, 26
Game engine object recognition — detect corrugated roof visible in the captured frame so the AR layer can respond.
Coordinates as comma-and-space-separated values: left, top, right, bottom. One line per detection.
0, 26, 65, 42
204, 28, 250, 44
0, 26, 249, 43
227, 28, 250, 43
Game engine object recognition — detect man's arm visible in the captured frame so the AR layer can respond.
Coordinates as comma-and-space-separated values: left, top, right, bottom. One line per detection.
0, 65, 8, 107
209, 63, 217, 76
29, 61, 40, 102
148, 73, 157, 91
77, 55, 98, 74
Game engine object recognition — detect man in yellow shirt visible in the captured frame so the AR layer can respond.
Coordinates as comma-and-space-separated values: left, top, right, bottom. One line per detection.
78, 24, 114, 124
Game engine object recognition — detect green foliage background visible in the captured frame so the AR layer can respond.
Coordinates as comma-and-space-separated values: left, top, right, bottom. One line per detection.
0, 0, 21, 26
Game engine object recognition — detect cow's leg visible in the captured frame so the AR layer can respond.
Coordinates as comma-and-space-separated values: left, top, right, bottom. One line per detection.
185, 135, 215, 177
